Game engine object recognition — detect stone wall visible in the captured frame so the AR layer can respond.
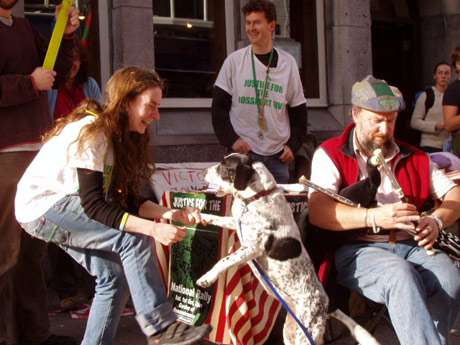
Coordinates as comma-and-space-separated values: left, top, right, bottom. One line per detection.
419, 0, 460, 86
111, 0, 155, 70
325, 0, 372, 127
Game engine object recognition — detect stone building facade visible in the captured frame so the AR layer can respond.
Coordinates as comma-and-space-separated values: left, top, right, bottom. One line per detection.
21, 0, 460, 163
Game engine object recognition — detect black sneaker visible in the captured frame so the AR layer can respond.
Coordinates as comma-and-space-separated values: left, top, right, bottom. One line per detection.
39, 335, 77, 345
148, 322, 212, 345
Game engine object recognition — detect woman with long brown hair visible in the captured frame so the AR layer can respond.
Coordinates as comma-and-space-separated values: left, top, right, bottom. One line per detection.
15, 66, 211, 345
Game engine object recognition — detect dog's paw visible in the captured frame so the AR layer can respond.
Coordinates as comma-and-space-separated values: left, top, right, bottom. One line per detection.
196, 272, 217, 288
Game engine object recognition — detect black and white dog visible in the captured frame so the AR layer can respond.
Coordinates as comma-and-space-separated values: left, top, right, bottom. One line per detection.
196, 153, 380, 345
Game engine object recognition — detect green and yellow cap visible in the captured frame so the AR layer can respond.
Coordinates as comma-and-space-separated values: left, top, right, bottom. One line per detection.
351, 75, 405, 112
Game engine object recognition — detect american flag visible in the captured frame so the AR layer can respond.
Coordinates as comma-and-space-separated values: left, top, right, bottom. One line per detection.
154, 192, 281, 345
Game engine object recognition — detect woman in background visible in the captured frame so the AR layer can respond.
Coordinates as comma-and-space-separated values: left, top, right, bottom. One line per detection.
410, 62, 451, 152
49, 43, 102, 121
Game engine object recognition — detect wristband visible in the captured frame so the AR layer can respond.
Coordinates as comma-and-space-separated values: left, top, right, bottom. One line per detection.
429, 214, 443, 231
119, 212, 130, 231
371, 215, 381, 234
365, 208, 381, 234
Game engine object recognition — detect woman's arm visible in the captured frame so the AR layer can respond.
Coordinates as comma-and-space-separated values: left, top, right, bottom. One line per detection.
127, 201, 202, 245
123, 214, 187, 245
138, 200, 202, 225
77, 169, 199, 245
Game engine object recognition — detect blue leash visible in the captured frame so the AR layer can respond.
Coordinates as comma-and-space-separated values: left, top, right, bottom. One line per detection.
252, 261, 317, 345
236, 216, 317, 345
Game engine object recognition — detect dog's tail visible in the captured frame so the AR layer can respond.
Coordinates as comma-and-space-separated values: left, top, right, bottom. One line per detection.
329, 309, 381, 345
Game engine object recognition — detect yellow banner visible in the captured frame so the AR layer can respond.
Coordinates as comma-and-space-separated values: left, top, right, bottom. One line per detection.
43, 0, 73, 70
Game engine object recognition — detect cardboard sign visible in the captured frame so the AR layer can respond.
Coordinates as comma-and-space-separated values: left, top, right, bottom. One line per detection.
151, 163, 215, 202
164, 192, 232, 325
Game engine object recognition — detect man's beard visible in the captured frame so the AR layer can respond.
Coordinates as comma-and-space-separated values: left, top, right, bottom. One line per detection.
358, 134, 395, 157
0, 0, 18, 10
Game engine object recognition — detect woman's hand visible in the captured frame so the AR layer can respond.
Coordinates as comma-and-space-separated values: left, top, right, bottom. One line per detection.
149, 222, 187, 246
170, 207, 202, 226
414, 215, 440, 250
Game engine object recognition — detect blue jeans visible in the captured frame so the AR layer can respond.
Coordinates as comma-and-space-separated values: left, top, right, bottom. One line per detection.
21, 194, 176, 345
335, 240, 460, 345
248, 151, 290, 183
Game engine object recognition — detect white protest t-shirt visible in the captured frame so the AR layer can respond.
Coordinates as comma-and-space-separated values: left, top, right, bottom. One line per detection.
15, 116, 113, 223
215, 46, 306, 156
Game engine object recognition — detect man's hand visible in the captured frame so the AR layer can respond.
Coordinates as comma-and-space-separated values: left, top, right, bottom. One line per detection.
171, 207, 202, 226
232, 138, 251, 154
368, 202, 420, 231
414, 215, 440, 250
279, 145, 294, 163
55, 4, 80, 35
30, 67, 56, 91
149, 223, 187, 246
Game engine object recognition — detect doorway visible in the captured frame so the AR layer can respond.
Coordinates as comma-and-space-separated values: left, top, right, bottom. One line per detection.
372, 19, 421, 145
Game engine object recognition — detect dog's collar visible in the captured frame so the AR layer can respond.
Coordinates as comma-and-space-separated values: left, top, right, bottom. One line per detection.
236, 186, 278, 205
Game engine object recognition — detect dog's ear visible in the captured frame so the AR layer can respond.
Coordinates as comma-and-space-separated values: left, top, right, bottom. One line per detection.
234, 162, 255, 190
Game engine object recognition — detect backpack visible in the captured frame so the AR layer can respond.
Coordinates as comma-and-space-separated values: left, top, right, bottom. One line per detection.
415, 87, 435, 121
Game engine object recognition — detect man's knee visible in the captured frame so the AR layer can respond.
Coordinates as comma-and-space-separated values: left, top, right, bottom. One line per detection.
435, 261, 460, 300
384, 261, 421, 287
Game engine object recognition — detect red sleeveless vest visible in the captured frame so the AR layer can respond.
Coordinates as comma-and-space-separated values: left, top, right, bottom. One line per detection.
320, 123, 431, 210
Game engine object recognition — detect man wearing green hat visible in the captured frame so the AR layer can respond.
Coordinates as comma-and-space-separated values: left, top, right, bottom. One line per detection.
308, 75, 460, 345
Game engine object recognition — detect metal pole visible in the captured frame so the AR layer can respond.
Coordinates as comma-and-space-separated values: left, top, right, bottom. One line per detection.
203, 0, 207, 21
170, 0, 174, 18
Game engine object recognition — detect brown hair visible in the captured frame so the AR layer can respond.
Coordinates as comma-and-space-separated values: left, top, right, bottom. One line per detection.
72, 42, 90, 85
44, 66, 164, 209
242, 0, 276, 22
433, 61, 450, 74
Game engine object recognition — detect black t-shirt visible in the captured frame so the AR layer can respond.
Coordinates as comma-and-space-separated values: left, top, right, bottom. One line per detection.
443, 79, 460, 115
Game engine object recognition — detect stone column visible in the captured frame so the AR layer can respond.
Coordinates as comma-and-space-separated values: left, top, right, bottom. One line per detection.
419, 0, 460, 85
111, 0, 155, 70
326, 0, 372, 126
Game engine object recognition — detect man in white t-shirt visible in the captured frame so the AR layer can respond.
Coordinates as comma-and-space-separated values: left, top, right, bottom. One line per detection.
212, 0, 307, 183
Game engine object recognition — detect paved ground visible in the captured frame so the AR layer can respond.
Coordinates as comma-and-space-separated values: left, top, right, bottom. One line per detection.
49, 305, 460, 345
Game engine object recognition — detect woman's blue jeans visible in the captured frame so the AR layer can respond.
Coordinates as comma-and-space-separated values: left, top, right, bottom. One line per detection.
335, 240, 460, 345
21, 194, 176, 345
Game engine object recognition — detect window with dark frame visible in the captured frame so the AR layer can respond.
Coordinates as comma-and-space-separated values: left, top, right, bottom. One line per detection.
153, 0, 227, 99
289, 0, 327, 106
